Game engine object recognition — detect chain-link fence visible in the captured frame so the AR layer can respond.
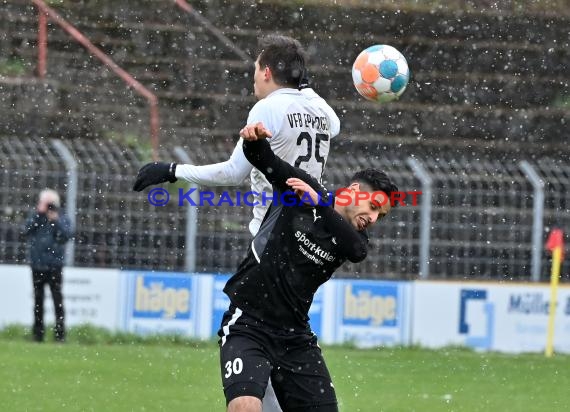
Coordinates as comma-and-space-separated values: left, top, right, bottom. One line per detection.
0, 136, 567, 281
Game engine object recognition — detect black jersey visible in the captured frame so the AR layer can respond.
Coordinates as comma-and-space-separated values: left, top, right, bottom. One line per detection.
223, 139, 368, 332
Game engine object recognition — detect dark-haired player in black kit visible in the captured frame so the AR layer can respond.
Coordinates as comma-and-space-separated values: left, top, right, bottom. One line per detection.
219, 124, 398, 412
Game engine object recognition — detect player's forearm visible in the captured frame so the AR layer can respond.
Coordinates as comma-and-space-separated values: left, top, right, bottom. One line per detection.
243, 139, 323, 194
175, 162, 249, 186
242, 139, 275, 170
317, 206, 368, 262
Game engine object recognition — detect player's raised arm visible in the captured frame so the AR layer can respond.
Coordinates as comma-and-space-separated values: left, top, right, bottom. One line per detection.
317, 205, 368, 263
132, 138, 255, 192
242, 137, 322, 196
243, 136, 369, 262
174, 140, 253, 186
133, 121, 276, 192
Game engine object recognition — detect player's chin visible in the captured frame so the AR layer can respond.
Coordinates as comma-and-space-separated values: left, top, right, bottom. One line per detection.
353, 218, 363, 231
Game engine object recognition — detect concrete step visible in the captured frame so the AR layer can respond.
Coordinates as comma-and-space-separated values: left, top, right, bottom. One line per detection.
3, 75, 567, 148
198, 1, 568, 47
223, 29, 569, 78
5, 21, 190, 60
12, 42, 566, 113
334, 98, 568, 145
314, 67, 567, 109
8, 2, 567, 79
19, 40, 570, 102
21, 0, 569, 48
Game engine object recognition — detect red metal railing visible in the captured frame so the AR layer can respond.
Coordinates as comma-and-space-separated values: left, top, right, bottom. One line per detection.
32, 0, 160, 160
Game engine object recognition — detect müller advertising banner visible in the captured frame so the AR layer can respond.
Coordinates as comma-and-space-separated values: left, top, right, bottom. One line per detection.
413, 281, 570, 354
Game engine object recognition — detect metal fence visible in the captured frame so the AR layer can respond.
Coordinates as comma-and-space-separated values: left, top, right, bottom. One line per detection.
0, 136, 567, 281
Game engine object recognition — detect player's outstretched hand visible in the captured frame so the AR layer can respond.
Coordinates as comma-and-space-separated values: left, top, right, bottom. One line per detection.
133, 162, 177, 191
286, 177, 320, 205
239, 122, 272, 141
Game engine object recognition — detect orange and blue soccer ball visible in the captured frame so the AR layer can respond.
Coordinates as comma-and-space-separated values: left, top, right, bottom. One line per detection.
352, 44, 410, 103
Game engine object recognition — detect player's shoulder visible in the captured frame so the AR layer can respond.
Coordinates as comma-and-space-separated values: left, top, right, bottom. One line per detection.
249, 89, 299, 115
264, 88, 304, 105
250, 89, 306, 123
255, 88, 330, 109
249, 88, 340, 136
301, 88, 341, 137
300, 87, 321, 100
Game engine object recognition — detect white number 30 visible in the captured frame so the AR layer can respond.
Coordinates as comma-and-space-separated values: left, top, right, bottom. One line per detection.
224, 358, 243, 378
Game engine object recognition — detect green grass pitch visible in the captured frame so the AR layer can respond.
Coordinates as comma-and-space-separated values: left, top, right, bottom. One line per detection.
1, 334, 569, 411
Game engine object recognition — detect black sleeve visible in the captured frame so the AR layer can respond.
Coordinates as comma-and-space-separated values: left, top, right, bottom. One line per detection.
242, 139, 325, 195
317, 206, 368, 263
243, 139, 368, 263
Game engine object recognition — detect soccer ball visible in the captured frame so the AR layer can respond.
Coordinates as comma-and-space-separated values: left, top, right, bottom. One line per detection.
352, 45, 410, 103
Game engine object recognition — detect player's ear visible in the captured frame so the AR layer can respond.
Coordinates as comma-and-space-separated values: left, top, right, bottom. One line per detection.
264, 66, 272, 80
348, 182, 360, 192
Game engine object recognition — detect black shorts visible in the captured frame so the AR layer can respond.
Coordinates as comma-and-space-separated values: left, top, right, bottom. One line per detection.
218, 305, 338, 411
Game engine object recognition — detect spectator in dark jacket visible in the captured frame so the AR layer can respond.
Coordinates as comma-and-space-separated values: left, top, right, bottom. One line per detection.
23, 189, 72, 342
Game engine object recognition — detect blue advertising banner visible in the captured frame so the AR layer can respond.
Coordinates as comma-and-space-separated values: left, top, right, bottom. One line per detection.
211, 274, 232, 335
123, 271, 196, 336
333, 280, 410, 347
308, 285, 324, 336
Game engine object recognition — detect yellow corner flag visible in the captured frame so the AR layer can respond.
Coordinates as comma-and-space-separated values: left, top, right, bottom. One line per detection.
545, 228, 564, 357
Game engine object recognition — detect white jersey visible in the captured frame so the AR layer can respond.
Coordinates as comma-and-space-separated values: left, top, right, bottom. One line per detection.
176, 87, 340, 235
